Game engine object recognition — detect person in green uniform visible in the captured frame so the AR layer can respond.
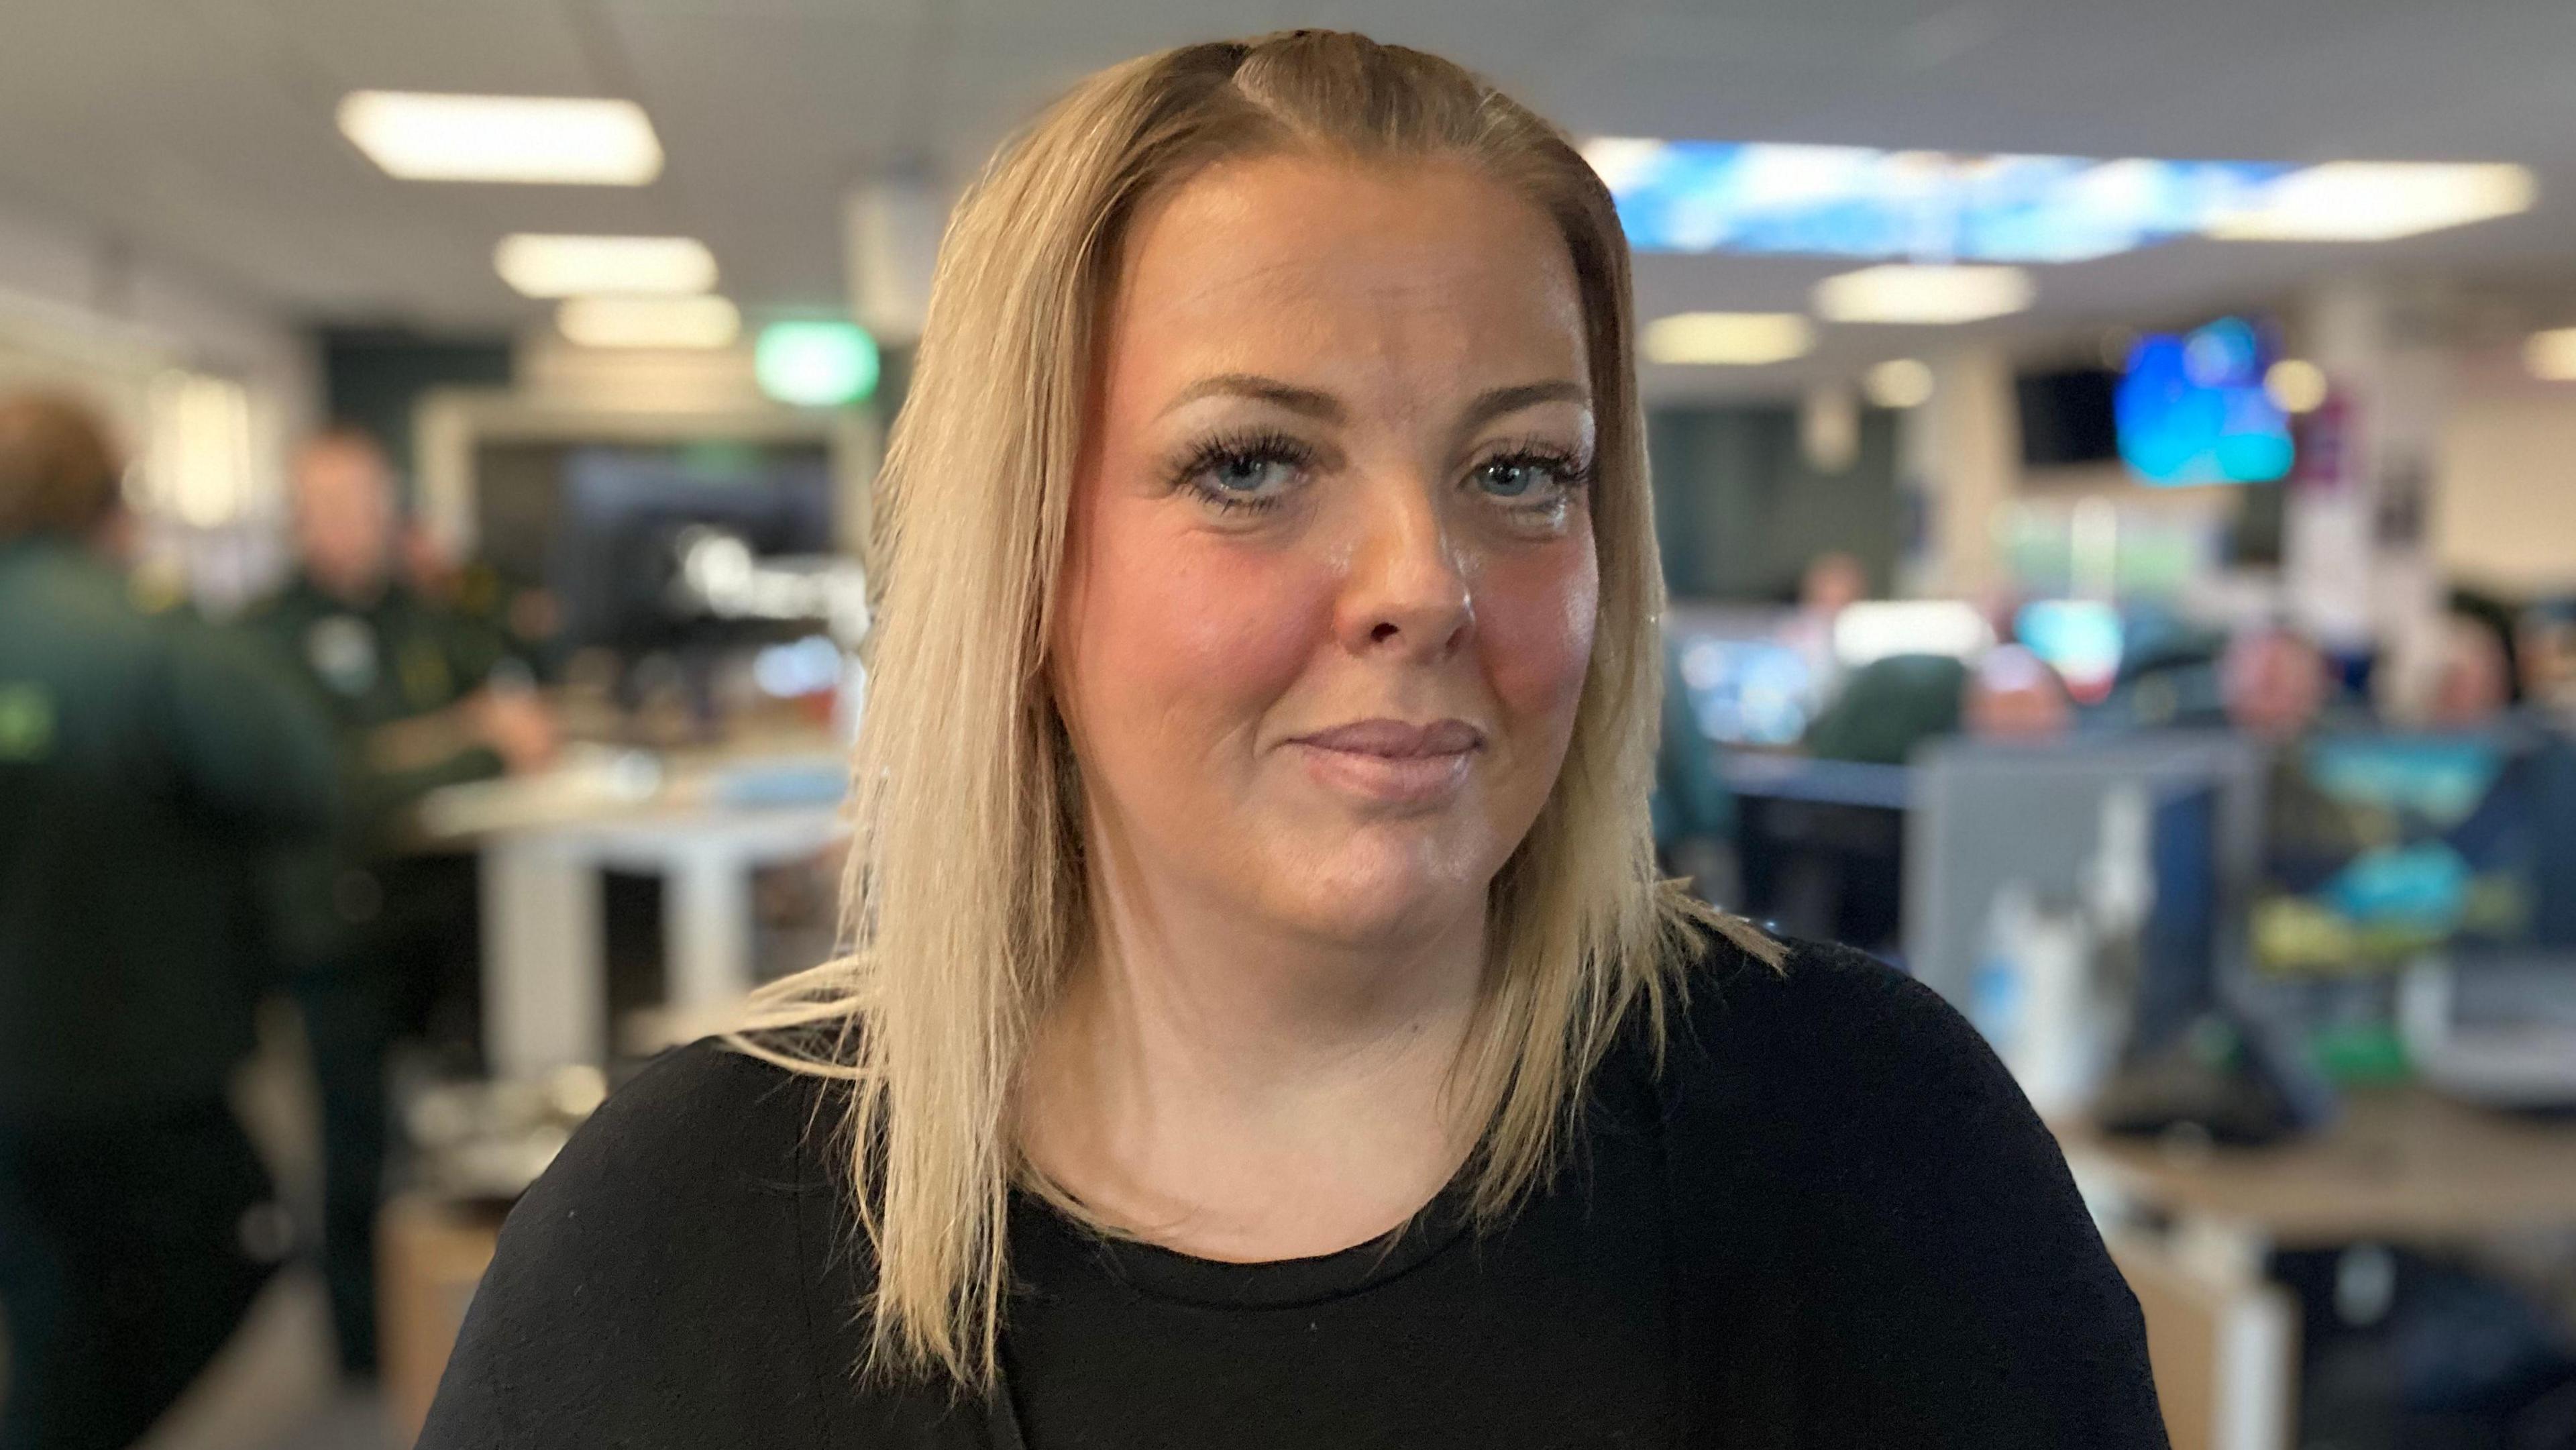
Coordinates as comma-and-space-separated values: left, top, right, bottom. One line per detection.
0, 393, 339, 1450
248, 427, 555, 1380
398, 519, 566, 688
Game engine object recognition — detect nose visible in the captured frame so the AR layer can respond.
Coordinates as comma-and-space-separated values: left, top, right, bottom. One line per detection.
1335, 472, 1473, 662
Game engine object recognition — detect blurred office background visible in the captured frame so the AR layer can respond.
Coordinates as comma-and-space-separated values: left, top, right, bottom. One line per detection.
7, 3, 2576, 1449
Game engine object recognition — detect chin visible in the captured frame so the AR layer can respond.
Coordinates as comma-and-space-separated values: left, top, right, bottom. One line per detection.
1258, 828, 1493, 947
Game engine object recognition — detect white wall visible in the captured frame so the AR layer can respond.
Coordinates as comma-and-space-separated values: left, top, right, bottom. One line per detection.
0, 203, 317, 428
0, 199, 317, 606
2435, 376, 2576, 594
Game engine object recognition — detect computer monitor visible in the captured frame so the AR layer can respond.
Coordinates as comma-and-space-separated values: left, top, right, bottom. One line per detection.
1672, 635, 1819, 747
549, 446, 836, 653
2249, 727, 2559, 977
2135, 779, 2226, 1051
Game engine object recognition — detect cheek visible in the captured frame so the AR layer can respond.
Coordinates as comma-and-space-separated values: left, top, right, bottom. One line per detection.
1474, 534, 1599, 733
1065, 507, 1329, 745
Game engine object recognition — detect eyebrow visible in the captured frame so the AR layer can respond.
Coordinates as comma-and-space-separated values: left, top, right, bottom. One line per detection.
1458, 380, 1589, 432
1161, 374, 1344, 422
1158, 374, 1590, 431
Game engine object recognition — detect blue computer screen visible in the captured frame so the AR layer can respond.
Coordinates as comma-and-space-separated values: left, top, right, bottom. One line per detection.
2253, 732, 2542, 974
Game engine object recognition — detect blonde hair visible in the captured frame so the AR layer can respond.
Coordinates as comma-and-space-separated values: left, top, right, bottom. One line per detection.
740, 29, 1779, 1391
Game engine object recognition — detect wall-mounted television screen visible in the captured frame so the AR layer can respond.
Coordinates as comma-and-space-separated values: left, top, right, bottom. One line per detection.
2016, 366, 2121, 469
2115, 317, 2294, 486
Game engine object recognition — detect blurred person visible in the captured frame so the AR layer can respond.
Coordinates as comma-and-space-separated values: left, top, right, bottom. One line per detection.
1965, 644, 2075, 743
1803, 645, 2072, 764
2428, 588, 2522, 731
1800, 652, 1968, 765
1801, 549, 1868, 618
399, 519, 564, 686
2223, 622, 2332, 743
0, 395, 337, 1449
2428, 615, 2514, 731
1778, 549, 1868, 699
248, 426, 554, 1380
2096, 627, 2231, 733
2519, 601, 2576, 715
423, 34, 2161, 1449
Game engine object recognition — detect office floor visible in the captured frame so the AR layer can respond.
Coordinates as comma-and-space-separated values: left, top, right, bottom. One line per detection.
139, 1267, 384, 1450
135, 1008, 389, 1450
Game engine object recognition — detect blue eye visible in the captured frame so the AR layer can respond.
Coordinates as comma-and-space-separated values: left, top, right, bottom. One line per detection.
1203, 453, 1299, 497
1172, 431, 1316, 515
1473, 451, 1586, 501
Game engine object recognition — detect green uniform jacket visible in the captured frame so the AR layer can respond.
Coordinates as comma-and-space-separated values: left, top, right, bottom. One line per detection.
0, 539, 338, 1127
245, 574, 504, 970
1803, 653, 1970, 766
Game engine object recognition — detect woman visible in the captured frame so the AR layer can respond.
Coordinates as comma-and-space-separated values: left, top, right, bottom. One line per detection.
422, 32, 2163, 1448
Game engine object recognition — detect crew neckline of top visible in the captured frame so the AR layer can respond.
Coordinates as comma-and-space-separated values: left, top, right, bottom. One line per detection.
1012, 1177, 1477, 1312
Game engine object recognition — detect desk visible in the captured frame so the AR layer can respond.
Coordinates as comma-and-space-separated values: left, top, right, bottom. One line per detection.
421, 747, 849, 1080
2057, 1091, 2576, 1450
2065, 1090, 2576, 1255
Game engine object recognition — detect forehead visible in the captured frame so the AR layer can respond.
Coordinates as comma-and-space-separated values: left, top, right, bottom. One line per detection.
1104, 152, 1588, 403
297, 442, 388, 497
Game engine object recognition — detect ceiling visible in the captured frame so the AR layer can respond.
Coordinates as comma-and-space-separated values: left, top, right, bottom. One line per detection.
7, 0, 2576, 394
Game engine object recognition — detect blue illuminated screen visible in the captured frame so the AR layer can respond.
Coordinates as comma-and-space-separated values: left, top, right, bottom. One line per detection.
2014, 600, 2125, 703
2114, 318, 2294, 486
1587, 140, 2290, 263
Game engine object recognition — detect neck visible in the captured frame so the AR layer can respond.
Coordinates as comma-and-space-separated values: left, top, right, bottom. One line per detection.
1019, 841, 1488, 1261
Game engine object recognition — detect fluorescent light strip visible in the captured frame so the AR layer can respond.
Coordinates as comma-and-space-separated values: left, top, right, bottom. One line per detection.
1642, 312, 1813, 365
1814, 264, 2033, 325
496, 234, 716, 298
339, 92, 662, 185
1587, 138, 2534, 260
557, 296, 741, 350
2205, 162, 2536, 241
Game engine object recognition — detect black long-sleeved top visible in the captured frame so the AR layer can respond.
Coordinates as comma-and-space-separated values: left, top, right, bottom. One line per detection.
421, 937, 2168, 1448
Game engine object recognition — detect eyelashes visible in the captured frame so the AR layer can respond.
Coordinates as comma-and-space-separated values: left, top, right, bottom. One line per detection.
1163, 427, 1595, 519
1165, 427, 1318, 515
1471, 437, 1596, 503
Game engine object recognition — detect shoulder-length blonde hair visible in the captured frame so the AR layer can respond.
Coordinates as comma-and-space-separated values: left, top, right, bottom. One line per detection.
741, 28, 1778, 1391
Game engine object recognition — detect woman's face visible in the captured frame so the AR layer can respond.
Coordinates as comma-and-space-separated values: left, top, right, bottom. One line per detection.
1053, 152, 1600, 951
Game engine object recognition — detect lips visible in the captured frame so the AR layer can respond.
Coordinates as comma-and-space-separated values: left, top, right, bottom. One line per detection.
1285, 717, 1485, 807
1291, 718, 1485, 758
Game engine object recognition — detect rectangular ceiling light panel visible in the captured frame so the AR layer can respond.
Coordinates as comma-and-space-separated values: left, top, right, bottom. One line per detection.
1813, 264, 2034, 324
340, 92, 663, 185
496, 234, 717, 297
1642, 311, 1815, 364
557, 295, 742, 350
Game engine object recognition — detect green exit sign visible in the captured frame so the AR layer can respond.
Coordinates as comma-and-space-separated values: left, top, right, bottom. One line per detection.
756, 321, 880, 407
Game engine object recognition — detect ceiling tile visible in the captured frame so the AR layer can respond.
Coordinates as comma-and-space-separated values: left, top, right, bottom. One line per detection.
244, 0, 605, 95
